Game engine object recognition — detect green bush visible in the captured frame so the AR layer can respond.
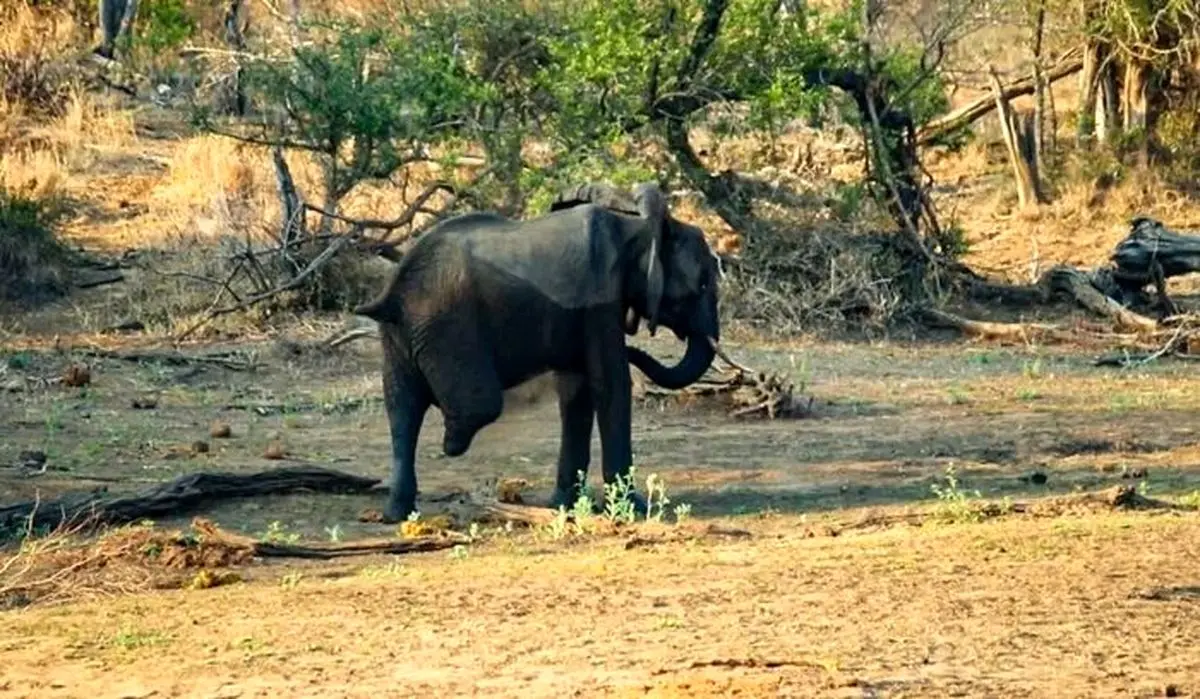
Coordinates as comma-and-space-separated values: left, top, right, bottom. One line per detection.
0, 187, 73, 304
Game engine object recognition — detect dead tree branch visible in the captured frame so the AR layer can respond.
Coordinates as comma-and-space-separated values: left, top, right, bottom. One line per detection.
0, 466, 381, 534
916, 47, 1084, 146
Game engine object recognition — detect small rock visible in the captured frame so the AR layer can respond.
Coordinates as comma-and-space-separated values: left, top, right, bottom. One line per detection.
496, 477, 529, 504
1120, 465, 1148, 479
263, 440, 287, 460
209, 422, 233, 439
1029, 471, 1047, 485
131, 396, 158, 410
1164, 685, 1179, 698
357, 509, 385, 523
62, 363, 91, 387
18, 450, 47, 469
191, 440, 210, 455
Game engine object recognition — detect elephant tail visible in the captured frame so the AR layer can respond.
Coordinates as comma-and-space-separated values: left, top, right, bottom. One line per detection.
354, 267, 407, 325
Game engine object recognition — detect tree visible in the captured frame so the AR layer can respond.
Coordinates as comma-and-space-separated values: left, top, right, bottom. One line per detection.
542, 0, 960, 258
1076, 0, 1200, 161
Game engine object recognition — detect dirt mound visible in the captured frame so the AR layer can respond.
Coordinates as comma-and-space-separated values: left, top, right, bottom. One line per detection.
0, 518, 256, 610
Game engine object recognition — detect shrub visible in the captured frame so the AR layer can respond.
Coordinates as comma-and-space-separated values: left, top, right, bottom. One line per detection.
0, 5, 77, 117
0, 186, 74, 304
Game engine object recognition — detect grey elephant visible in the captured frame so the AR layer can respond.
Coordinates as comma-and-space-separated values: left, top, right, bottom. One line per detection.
354, 181, 721, 522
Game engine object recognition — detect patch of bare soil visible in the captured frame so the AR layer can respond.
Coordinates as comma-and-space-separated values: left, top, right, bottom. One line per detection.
1, 508, 1199, 698
6, 313, 1200, 697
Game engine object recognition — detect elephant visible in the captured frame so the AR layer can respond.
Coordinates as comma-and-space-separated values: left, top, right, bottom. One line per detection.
354, 181, 721, 523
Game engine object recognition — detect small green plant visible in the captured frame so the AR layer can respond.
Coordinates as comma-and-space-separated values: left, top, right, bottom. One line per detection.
1015, 387, 1041, 402
946, 385, 971, 405
571, 487, 597, 533
449, 544, 469, 561
1022, 357, 1044, 379
672, 503, 693, 523
966, 352, 993, 366
280, 572, 303, 589
0, 186, 72, 303
111, 625, 171, 650
1178, 491, 1200, 509
930, 464, 985, 524
603, 467, 640, 525
133, 0, 197, 54
5, 352, 31, 370
324, 524, 343, 543
545, 507, 570, 540
644, 473, 671, 522
258, 521, 301, 545
358, 559, 405, 579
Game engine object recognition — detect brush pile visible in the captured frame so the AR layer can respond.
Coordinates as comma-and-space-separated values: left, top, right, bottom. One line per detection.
639, 340, 813, 420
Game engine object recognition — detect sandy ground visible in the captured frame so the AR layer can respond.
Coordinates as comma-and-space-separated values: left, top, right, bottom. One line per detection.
3, 330, 1200, 698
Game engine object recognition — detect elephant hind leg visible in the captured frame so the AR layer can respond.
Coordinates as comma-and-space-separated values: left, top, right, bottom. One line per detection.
416, 335, 504, 458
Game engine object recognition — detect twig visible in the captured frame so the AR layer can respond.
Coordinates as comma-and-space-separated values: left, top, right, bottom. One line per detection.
325, 325, 379, 348
708, 337, 756, 374
173, 234, 356, 342
0, 466, 381, 534
73, 347, 255, 371
301, 180, 456, 236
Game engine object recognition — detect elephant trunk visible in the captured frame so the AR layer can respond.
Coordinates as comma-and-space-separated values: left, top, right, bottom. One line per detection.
626, 333, 715, 390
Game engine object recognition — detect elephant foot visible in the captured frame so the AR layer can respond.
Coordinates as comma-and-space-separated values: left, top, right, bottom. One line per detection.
382, 492, 417, 524
549, 486, 581, 511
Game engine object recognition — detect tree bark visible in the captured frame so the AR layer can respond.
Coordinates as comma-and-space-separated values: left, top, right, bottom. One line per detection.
97, 0, 137, 59
223, 0, 248, 116
1097, 59, 1120, 145
1076, 38, 1102, 146
1031, 1, 1047, 156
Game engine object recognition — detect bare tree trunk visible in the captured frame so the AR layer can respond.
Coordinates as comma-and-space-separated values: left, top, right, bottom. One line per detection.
1121, 60, 1149, 133
223, 0, 248, 116
1076, 38, 1101, 146
1097, 59, 1120, 145
97, 0, 137, 59
990, 67, 1042, 210
1046, 74, 1059, 153
288, 0, 302, 46
1031, 1, 1047, 156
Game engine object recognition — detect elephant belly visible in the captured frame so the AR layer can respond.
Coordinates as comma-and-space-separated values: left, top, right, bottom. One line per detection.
483, 290, 589, 388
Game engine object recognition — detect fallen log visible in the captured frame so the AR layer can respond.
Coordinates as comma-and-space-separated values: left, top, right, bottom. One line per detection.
0, 465, 381, 534
1042, 265, 1159, 333
1109, 216, 1200, 312
75, 346, 256, 371
919, 308, 1070, 343
183, 519, 468, 560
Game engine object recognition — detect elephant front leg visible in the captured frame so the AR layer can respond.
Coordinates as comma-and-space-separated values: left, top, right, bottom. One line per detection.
381, 372, 431, 523
550, 372, 594, 510
588, 339, 648, 519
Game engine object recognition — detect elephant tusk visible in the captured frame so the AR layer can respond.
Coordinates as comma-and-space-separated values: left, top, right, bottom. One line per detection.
708, 336, 756, 375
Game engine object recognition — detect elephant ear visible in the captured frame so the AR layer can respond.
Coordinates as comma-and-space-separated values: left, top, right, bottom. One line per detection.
548, 183, 640, 216
632, 181, 667, 335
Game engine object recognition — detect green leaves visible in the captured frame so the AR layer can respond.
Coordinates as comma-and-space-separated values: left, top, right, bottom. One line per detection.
218, 0, 953, 217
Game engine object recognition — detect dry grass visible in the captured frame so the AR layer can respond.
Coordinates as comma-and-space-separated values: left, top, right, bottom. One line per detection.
0, 0, 1197, 340
0, 516, 259, 611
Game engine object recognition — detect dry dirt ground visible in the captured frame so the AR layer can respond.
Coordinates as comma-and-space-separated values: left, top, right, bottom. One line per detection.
3, 322, 1200, 698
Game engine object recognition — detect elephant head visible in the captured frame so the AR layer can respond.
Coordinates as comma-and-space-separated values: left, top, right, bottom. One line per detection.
550, 181, 720, 390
